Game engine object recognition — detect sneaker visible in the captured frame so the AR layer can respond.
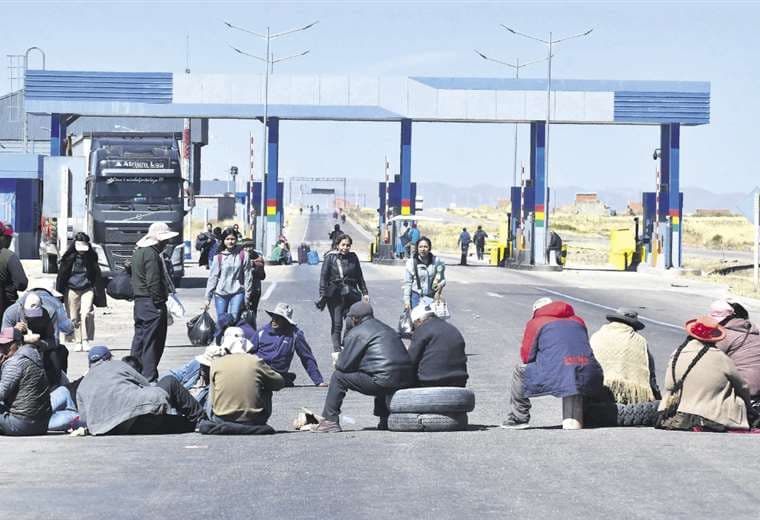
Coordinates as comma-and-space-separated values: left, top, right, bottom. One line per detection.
313, 419, 342, 433
377, 417, 389, 431
81, 340, 91, 352
500, 417, 530, 430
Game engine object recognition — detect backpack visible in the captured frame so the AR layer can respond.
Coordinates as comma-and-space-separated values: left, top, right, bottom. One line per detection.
307, 250, 320, 265
106, 265, 133, 301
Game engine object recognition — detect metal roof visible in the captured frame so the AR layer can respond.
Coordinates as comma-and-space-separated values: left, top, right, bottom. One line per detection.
23, 70, 711, 126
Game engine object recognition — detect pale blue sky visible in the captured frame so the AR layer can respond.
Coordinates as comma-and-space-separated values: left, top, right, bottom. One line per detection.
1, 0, 758, 196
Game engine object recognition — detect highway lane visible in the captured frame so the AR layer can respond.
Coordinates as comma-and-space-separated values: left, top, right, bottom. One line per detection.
2, 215, 759, 519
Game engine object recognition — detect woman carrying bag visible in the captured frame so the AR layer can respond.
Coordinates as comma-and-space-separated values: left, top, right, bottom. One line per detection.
56, 232, 101, 352
317, 234, 368, 363
402, 236, 446, 311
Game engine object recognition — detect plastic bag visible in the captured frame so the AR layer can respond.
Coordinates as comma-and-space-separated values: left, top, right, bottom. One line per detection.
187, 311, 216, 346
430, 298, 450, 320
398, 309, 413, 339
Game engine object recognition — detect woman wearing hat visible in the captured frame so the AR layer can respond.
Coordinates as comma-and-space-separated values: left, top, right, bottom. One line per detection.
656, 316, 752, 431
0, 327, 52, 436
204, 227, 252, 323
56, 232, 101, 352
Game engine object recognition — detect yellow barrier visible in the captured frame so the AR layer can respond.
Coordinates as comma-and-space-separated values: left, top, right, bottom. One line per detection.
609, 227, 636, 270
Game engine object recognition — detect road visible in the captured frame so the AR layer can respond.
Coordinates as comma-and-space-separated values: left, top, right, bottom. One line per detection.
3, 214, 760, 519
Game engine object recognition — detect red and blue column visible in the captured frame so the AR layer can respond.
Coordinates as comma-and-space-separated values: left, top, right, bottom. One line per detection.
399, 118, 412, 216
264, 117, 280, 254
660, 123, 681, 268
530, 121, 546, 264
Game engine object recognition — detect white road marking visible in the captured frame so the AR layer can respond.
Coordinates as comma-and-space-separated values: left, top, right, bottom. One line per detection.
261, 282, 277, 301
486, 292, 504, 299
536, 287, 682, 331
458, 280, 471, 285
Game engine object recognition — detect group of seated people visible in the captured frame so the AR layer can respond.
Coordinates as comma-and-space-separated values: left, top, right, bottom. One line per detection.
2, 285, 758, 435
502, 297, 759, 432
0, 296, 468, 436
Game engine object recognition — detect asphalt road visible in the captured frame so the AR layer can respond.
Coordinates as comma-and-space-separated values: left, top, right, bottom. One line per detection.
2, 216, 760, 519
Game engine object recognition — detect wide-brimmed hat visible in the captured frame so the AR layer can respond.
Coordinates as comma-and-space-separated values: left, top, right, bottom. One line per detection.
266, 303, 297, 326
685, 316, 726, 343
606, 307, 645, 331
136, 222, 179, 248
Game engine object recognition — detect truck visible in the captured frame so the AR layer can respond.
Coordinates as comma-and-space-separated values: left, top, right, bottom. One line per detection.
39, 134, 189, 285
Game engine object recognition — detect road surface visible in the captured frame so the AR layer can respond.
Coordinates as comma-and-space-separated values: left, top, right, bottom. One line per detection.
3, 213, 759, 519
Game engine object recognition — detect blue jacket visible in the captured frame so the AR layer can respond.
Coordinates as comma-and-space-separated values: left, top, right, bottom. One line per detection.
251, 324, 324, 385
523, 319, 603, 398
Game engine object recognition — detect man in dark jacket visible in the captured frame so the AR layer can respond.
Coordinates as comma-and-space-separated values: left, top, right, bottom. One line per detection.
502, 298, 603, 429
408, 304, 468, 387
130, 222, 178, 382
315, 301, 413, 432
0, 222, 28, 318
473, 225, 488, 261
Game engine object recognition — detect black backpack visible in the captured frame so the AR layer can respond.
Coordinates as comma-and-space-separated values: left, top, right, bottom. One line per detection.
106, 265, 134, 301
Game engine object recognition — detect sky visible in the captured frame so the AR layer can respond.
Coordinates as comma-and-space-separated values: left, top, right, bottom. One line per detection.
1, 0, 759, 198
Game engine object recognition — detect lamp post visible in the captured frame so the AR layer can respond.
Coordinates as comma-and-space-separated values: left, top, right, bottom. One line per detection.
474, 50, 548, 188
226, 20, 318, 252
500, 25, 592, 252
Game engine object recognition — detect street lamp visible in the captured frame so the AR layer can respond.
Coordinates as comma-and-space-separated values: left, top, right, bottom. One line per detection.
225, 19, 318, 251
501, 25, 593, 253
474, 50, 548, 188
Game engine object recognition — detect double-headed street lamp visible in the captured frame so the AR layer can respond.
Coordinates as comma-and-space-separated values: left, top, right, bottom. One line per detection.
225, 19, 318, 250
474, 50, 548, 188
500, 25, 592, 252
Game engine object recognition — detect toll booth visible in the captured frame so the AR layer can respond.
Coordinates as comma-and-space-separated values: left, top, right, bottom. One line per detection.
642, 191, 682, 268
379, 175, 417, 244
508, 183, 552, 266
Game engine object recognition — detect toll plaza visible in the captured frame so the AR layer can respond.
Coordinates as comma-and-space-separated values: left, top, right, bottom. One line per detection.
20, 70, 709, 266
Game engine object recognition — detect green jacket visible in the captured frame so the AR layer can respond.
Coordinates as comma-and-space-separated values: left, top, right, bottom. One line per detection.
131, 245, 169, 304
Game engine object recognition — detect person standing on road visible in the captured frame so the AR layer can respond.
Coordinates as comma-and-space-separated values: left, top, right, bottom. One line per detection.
130, 222, 178, 382
457, 228, 472, 266
0, 222, 28, 318
196, 225, 217, 270
56, 232, 101, 352
473, 225, 488, 261
408, 303, 468, 387
315, 302, 413, 433
204, 228, 253, 324
317, 234, 369, 365
502, 298, 603, 429
241, 239, 266, 324
406, 222, 421, 258
329, 224, 343, 250
403, 237, 446, 310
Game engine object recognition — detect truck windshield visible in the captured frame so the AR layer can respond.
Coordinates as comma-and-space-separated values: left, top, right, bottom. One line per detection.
94, 177, 181, 204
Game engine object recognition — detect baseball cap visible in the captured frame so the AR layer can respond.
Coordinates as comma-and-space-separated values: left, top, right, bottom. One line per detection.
88, 346, 112, 365
22, 293, 44, 318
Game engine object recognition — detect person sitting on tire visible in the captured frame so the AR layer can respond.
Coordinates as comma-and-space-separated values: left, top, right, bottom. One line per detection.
408, 303, 468, 388
656, 316, 752, 432
315, 301, 414, 433
250, 303, 325, 387
501, 298, 603, 429
708, 300, 760, 410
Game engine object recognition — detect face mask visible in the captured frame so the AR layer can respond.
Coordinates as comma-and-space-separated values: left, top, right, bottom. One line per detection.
27, 316, 51, 335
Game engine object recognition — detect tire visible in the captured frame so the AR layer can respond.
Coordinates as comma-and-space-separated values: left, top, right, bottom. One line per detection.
616, 400, 660, 427
388, 412, 468, 432
388, 387, 475, 414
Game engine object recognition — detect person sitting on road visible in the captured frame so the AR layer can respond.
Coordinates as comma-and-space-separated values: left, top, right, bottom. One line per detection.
76, 346, 205, 435
206, 328, 285, 427
656, 316, 752, 432
3, 290, 74, 388
502, 298, 603, 429
315, 301, 414, 433
408, 303, 468, 387
708, 300, 760, 408
0, 327, 51, 436
250, 303, 325, 387
589, 308, 661, 404
402, 236, 446, 310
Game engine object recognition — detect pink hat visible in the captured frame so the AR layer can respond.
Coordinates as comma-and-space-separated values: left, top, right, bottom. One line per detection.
0, 327, 16, 345
709, 300, 734, 321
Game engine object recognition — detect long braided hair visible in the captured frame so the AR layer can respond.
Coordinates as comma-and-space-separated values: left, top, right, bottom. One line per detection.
661, 336, 712, 418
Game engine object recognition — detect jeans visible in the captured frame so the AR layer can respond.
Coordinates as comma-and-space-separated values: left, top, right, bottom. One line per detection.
169, 359, 202, 390
130, 297, 168, 382
214, 292, 245, 323
48, 386, 83, 431
476, 244, 485, 261
507, 364, 531, 423
0, 406, 49, 436
322, 370, 392, 422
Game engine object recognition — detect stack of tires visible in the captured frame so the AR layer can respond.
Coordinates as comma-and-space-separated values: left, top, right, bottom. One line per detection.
387, 387, 475, 432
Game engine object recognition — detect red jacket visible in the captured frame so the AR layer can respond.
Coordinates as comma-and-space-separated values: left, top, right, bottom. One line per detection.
519, 301, 586, 363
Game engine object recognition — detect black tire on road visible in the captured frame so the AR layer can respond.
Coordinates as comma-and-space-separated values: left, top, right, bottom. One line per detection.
616, 400, 660, 427
388, 387, 475, 414
388, 412, 468, 432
